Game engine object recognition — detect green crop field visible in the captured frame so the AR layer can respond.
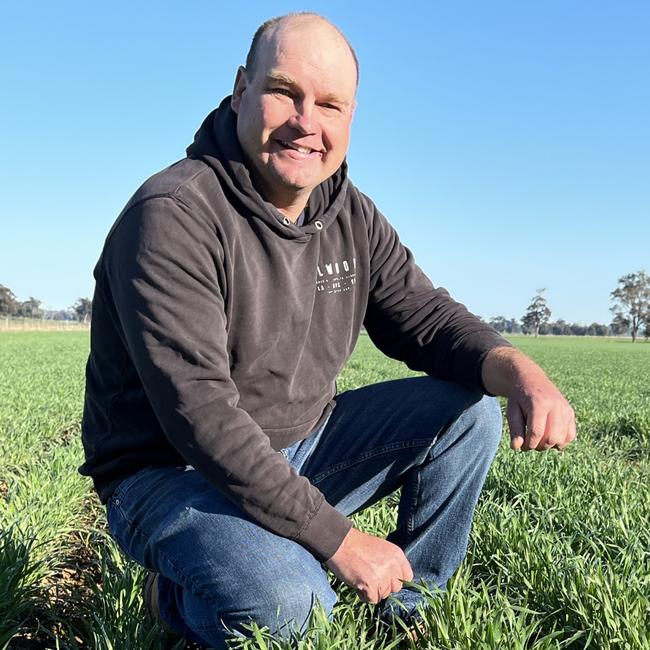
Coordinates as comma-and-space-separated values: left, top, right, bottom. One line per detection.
1, 332, 649, 649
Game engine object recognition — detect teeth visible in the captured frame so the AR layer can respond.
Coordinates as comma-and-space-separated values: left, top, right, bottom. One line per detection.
281, 140, 316, 154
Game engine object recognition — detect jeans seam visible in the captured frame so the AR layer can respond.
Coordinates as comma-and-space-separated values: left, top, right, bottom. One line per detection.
407, 468, 421, 539
111, 497, 136, 529
106, 504, 134, 559
149, 536, 227, 638
309, 439, 433, 484
127, 511, 215, 605
110, 493, 209, 604
111, 465, 155, 503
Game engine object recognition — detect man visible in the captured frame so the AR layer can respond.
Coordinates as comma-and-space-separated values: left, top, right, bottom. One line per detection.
79, 12, 575, 648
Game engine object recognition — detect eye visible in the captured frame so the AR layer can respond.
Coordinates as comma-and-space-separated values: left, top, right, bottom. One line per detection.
320, 102, 341, 111
269, 87, 293, 98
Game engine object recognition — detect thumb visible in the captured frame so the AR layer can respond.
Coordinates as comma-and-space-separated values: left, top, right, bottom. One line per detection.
507, 399, 525, 450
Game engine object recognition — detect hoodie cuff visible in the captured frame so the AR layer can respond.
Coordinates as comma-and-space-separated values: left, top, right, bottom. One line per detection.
450, 331, 513, 395
296, 497, 353, 562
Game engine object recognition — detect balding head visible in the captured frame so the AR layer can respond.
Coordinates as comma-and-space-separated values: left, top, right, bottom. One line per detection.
245, 13, 359, 89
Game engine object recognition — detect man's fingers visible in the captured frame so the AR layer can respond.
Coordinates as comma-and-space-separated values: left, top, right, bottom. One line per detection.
526, 402, 577, 451
360, 568, 412, 604
390, 577, 405, 595
326, 528, 416, 605
542, 404, 576, 450
523, 408, 548, 451
552, 408, 577, 450
543, 410, 565, 450
506, 400, 525, 449
357, 585, 379, 604
380, 562, 413, 600
562, 417, 577, 448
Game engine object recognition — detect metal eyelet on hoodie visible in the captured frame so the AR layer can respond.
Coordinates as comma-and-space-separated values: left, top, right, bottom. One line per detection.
314, 220, 323, 230
282, 217, 291, 226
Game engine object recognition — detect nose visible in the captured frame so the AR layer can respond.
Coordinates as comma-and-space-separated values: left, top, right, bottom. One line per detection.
287, 99, 316, 134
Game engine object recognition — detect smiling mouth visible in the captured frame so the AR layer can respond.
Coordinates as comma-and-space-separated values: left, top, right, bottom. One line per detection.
277, 139, 323, 155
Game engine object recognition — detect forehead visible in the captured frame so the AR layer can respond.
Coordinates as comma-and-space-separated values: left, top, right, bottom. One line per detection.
255, 20, 357, 98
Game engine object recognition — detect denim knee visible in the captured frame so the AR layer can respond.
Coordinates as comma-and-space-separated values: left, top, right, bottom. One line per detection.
255, 580, 336, 636
226, 574, 337, 638
468, 395, 503, 453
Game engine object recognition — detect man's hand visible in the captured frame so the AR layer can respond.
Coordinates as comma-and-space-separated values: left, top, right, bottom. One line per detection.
325, 527, 413, 604
482, 346, 576, 451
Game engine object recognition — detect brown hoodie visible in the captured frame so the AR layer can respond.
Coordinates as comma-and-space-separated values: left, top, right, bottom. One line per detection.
79, 98, 510, 561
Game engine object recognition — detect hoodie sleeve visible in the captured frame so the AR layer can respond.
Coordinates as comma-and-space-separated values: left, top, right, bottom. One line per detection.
101, 195, 351, 562
362, 199, 511, 392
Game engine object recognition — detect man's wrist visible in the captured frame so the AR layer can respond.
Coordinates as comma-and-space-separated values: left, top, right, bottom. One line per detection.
481, 346, 543, 397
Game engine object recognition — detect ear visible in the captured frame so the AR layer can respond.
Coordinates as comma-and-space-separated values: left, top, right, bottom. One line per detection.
231, 66, 248, 114
349, 99, 358, 125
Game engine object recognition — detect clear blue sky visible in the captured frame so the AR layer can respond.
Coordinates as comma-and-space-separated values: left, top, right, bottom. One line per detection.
1, 1, 648, 324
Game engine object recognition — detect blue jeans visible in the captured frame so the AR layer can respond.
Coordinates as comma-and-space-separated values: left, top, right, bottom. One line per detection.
106, 376, 502, 648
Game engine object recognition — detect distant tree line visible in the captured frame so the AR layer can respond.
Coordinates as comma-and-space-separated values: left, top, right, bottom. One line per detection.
489, 315, 622, 338
487, 270, 650, 341
3, 269, 649, 338
0, 284, 92, 323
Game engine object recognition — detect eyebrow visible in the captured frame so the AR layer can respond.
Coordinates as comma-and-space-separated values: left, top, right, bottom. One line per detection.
265, 72, 297, 86
264, 72, 353, 108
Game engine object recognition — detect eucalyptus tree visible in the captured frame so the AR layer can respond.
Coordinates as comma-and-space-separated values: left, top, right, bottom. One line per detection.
522, 289, 551, 338
610, 270, 650, 342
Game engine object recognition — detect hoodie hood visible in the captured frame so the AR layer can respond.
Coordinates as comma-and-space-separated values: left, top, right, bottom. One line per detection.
186, 97, 349, 238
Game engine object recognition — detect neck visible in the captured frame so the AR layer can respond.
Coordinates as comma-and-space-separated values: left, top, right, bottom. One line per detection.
253, 174, 311, 222
274, 197, 309, 222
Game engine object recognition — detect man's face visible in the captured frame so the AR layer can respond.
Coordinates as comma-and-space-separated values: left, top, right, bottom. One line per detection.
231, 20, 357, 209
